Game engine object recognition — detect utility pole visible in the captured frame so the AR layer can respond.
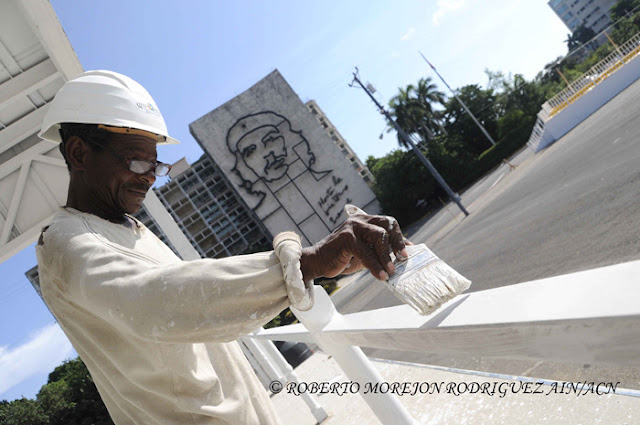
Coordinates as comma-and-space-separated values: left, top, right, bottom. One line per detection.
603, 31, 624, 60
419, 52, 496, 147
555, 68, 575, 93
350, 68, 469, 216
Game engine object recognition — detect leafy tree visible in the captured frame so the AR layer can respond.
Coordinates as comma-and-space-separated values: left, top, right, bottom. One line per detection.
0, 398, 47, 425
600, 0, 640, 45
0, 358, 114, 425
36, 381, 74, 425
610, 0, 640, 21
366, 151, 437, 225
373, 69, 551, 225
569, 24, 596, 50
44, 358, 113, 425
610, 12, 640, 44
535, 56, 563, 87
387, 77, 446, 148
422, 134, 476, 190
414, 77, 447, 134
368, 0, 640, 226
442, 84, 498, 156
573, 42, 616, 73
485, 71, 546, 130
497, 109, 532, 144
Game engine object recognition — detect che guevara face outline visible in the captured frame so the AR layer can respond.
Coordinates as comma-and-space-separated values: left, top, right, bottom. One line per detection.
228, 112, 319, 183
225, 111, 333, 212
235, 123, 290, 182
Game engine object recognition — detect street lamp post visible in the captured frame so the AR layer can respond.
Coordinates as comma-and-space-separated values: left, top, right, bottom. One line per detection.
419, 52, 496, 147
350, 69, 469, 216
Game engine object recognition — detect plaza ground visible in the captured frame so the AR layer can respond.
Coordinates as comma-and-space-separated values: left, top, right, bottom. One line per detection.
271, 76, 640, 422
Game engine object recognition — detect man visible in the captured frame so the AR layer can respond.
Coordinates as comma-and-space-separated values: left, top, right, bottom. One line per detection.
36, 70, 407, 425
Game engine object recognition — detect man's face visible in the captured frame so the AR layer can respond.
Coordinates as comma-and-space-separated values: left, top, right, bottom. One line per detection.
236, 125, 289, 182
84, 134, 157, 215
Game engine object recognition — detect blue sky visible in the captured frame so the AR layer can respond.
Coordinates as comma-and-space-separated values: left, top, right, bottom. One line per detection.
0, 0, 569, 401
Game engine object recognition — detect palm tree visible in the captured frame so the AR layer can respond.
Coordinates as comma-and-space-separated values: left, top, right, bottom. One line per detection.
388, 84, 416, 148
415, 77, 447, 135
565, 32, 581, 52
414, 77, 445, 112
388, 77, 446, 148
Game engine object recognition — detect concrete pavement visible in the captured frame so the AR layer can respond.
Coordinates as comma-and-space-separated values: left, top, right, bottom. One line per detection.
272, 352, 639, 424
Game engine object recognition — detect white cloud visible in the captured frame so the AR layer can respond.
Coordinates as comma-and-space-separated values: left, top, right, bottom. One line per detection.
433, 0, 466, 25
401, 27, 415, 41
0, 323, 74, 396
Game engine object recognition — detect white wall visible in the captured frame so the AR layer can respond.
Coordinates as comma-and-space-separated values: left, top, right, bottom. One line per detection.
536, 53, 640, 152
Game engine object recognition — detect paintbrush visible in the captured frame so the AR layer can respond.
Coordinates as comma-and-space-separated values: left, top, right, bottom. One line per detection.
345, 204, 471, 315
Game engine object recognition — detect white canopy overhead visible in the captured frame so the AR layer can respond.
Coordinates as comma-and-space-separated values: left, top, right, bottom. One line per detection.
0, 0, 83, 264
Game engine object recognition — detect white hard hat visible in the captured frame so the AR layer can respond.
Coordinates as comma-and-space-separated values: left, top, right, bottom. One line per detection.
39, 70, 179, 145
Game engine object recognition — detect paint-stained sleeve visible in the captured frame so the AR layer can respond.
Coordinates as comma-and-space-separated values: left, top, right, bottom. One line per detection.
37, 219, 298, 343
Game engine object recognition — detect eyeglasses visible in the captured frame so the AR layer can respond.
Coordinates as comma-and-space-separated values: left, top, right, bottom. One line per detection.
86, 137, 172, 177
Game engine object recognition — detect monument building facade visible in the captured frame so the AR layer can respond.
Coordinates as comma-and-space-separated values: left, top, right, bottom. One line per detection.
190, 70, 380, 246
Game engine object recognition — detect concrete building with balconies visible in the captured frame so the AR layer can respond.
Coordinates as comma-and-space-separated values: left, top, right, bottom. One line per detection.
549, 0, 617, 34
146, 154, 272, 259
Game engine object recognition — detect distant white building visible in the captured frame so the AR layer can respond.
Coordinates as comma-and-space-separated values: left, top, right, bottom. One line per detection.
548, 0, 617, 34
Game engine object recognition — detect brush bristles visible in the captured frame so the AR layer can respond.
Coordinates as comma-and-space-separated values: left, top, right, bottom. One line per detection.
390, 259, 471, 316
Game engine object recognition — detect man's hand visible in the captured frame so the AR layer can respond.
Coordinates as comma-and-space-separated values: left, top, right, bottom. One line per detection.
300, 213, 408, 282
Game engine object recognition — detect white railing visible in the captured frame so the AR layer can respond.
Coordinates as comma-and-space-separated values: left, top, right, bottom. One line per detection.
527, 32, 640, 150
254, 260, 640, 424
145, 190, 640, 423
543, 32, 640, 118
526, 113, 546, 151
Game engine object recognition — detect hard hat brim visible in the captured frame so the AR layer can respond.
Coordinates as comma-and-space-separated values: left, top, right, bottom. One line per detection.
38, 122, 180, 145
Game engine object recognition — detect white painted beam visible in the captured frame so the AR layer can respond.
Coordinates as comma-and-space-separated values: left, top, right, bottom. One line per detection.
0, 58, 56, 104
27, 90, 46, 109
30, 166, 61, 210
0, 105, 48, 155
242, 334, 328, 424
0, 214, 51, 264
16, 0, 83, 81
1, 161, 30, 244
237, 340, 273, 388
252, 323, 314, 343
289, 288, 420, 425
142, 190, 200, 261
33, 154, 65, 168
0, 58, 59, 110
0, 39, 21, 77
0, 198, 8, 230
0, 139, 55, 181
256, 260, 640, 368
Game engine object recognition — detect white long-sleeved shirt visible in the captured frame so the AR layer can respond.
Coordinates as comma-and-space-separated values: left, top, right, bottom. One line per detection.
36, 207, 304, 424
